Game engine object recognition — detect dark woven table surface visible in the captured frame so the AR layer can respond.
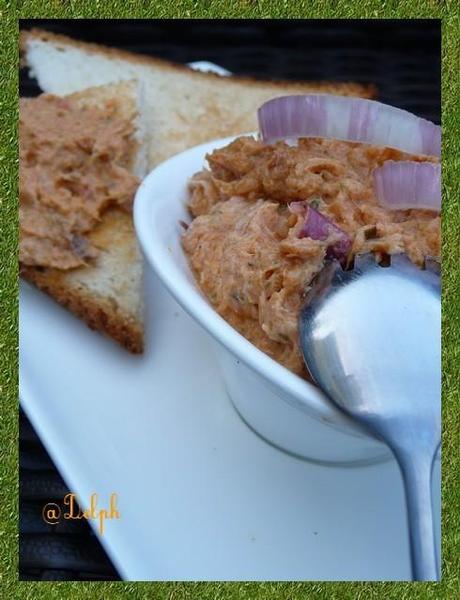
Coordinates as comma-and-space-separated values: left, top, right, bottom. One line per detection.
19, 19, 440, 581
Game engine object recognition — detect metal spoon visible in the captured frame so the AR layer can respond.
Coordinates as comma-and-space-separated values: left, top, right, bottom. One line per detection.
299, 253, 440, 581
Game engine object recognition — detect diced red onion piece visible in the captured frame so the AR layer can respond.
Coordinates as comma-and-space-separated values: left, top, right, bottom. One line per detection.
258, 95, 441, 157
288, 202, 352, 262
373, 161, 441, 211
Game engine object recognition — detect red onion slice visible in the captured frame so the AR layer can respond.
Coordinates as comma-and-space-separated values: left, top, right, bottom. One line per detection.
289, 202, 352, 262
258, 95, 441, 157
373, 161, 441, 212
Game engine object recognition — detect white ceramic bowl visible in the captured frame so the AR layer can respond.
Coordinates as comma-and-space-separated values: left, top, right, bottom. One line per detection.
134, 135, 390, 465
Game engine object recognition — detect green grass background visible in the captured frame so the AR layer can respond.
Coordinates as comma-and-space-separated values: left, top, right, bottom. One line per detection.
1, 1, 458, 597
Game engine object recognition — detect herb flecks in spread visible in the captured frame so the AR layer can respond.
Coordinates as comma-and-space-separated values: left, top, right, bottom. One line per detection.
182, 136, 440, 377
19, 94, 139, 270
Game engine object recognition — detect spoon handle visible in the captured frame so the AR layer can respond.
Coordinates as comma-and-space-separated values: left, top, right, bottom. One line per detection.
395, 448, 439, 581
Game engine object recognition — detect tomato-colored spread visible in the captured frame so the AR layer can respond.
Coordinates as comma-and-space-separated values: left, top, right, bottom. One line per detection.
183, 136, 440, 377
19, 94, 139, 270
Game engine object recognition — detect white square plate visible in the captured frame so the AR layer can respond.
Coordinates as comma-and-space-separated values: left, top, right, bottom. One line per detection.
19, 270, 440, 581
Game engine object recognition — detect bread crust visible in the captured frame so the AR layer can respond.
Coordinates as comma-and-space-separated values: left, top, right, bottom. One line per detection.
21, 266, 144, 353
20, 28, 377, 99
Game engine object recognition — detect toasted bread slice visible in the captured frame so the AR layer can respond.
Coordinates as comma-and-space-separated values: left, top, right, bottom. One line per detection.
20, 80, 147, 353
20, 28, 377, 168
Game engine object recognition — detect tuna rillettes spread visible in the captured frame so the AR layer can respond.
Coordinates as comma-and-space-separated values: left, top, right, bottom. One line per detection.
182, 136, 440, 377
19, 94, 139, 270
